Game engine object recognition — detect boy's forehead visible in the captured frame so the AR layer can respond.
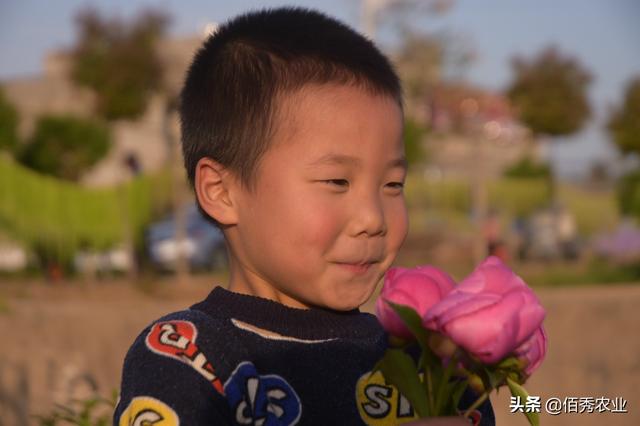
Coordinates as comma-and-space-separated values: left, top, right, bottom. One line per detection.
272, 83, 403, 144
280, 82, 401, 109
256, 84, 406, 177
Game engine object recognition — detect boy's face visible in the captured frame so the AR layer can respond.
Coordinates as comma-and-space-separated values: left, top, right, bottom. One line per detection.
226, 84, 408, 311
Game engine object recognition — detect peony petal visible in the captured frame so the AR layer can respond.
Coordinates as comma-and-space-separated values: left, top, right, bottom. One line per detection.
515, 326, 547, 375
424, 293, 501, 329
439, 295, 523, 362
378, 265, 456, 338
434, 291, 544, 363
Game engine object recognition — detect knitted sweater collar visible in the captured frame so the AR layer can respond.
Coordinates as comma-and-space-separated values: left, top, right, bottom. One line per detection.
191, 286, 382, 341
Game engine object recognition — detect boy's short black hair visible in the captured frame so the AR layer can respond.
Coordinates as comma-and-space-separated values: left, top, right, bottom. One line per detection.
180, 7, 402, 200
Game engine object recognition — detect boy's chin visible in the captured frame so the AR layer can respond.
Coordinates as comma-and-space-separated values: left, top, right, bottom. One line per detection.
321, 289, 375, 312
324, 300, 361, 312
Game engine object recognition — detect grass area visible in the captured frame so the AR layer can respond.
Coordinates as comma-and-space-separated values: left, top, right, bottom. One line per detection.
0, 159, 622, 286
557, 185, 619, 236
0, 154, 174, 262
402, 172, 628, 286
404, 172, 619, 237
519, 259, 640, 287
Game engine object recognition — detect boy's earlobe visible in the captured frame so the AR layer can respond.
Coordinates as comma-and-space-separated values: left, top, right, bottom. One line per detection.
195, 158, 239, 225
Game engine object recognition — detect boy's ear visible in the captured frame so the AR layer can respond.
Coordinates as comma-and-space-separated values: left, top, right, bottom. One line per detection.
195, 158, 240, 225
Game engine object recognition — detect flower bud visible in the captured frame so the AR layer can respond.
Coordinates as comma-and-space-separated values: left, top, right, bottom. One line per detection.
428, 332, 458, 359
467, 373, 486, 394
388, 334, 411, 348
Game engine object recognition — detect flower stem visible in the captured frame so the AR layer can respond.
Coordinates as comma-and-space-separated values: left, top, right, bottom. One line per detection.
463, 391, 489, 418
426, 366, 435, 414
434, 351, 458, 415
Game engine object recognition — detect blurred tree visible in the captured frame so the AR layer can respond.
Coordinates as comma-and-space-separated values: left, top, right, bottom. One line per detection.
608, 77, 640, 219
395, 32, 443, 103
71, 7, 170, 120
18, 115, 110, 181
503, 156, 551, 179
506, 46, 592, 202
507, 46, 592, 137
0, 86, 19, 154
607, 76, 640, 156
404, 118, 427, 165
616, 169, 640, 218
358, 0, 453, 119
360, 0, 454, 40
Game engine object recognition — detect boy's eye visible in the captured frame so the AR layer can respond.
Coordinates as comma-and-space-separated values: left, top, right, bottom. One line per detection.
386, 181, 405, 190
323, 179, 349, 187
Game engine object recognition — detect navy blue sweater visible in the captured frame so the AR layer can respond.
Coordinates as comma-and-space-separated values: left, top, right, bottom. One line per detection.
114, 286, 495, 425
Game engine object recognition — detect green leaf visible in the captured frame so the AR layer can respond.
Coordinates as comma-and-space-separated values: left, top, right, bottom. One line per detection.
449, 380, 469, 414
419, 349, 438, 412
506, 377, 539, 426
496, 356, 522, 370
434, 352, 459, 415
386, 301, 433, 355
378, 348, 430, 418
386, 302, 427, 339
479, 365, 504, 390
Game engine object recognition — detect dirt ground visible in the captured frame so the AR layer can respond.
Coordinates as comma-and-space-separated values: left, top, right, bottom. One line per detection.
0, 276, 638, 425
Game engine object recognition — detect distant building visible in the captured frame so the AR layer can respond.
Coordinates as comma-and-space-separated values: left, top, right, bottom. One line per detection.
2, 34, 206, 187
418, 82, 541, 180
2, 29, 538, 185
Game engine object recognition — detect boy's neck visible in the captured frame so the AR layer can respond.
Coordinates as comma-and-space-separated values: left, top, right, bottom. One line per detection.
227, 258, 313, 310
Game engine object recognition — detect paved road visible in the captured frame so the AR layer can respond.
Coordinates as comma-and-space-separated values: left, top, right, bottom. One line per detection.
0, 280, 638, 425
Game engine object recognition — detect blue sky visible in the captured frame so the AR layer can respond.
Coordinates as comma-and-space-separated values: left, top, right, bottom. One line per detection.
1, 0, 639, 179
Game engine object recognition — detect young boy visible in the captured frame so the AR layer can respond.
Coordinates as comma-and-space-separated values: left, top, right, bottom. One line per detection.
114, 8, 494, 425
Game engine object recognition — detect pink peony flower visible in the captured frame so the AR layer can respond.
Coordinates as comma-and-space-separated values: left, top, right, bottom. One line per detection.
423, 256, 546, 364
376, 266, 456, 339
514, 326, 547, 376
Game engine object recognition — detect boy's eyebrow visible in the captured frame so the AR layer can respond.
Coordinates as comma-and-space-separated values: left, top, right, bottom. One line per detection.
389, 156, 409, 170
307, 153, 408, 170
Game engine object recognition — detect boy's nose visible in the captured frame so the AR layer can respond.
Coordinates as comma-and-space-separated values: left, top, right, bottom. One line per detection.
348, 193, 386, 237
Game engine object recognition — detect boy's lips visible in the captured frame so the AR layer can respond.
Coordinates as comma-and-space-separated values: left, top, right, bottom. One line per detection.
334, 260, 379, 275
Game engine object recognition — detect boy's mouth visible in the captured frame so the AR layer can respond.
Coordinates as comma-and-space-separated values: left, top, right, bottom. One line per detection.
335, 260, 378, 275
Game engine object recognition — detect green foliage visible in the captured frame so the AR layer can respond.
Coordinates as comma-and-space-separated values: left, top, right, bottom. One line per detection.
0, 155, 172, 264
71, 7, 169, 120
406, 174, 550, 217
0, 86, 19, 153
558, 184, 618, 236
503, 156, 551, 179
375, 347, 431, 417
404, 118, 427, 165
521, 258, 640, 287
616, 170, 640, 218
507, 46, 592, 137
404, 173, 615, 236
488, 178, 551, 217
405, 175, 469, 211
35, 391, 117, 426
506, 377, 539, 426
18, 115, 110, 181
608, 76, 640, 156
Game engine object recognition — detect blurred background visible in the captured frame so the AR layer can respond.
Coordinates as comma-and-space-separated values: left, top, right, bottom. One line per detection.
0, 0, 638, 424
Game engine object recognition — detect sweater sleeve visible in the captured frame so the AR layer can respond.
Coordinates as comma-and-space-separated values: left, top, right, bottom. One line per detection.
113, 318, 233, 425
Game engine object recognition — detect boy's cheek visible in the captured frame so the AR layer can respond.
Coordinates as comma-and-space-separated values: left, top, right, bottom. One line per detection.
290, 203, 343, 245
294, 224, 341, 262
387, 203, 409, 245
